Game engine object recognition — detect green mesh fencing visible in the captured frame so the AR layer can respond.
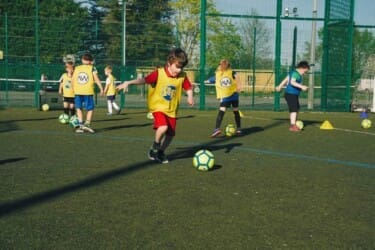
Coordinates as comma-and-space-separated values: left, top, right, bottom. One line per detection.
321, 0, 354, 111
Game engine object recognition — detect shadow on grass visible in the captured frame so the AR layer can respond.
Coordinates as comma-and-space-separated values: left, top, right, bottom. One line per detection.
95, 122, 152, 132
0, 135, 240, 217
273, 118, 322, 128
94, 117, 131, 123
0, 157, 27, 166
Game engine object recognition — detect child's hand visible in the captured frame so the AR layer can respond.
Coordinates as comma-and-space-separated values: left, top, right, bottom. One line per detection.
275, 86, 281, 92
301, 85, 308, 91
187, 95, 194, 106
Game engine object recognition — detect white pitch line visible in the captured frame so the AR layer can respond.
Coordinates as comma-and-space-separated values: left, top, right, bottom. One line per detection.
333, 127, 375, 136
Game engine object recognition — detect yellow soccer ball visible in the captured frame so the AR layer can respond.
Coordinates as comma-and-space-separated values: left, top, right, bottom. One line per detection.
296, 120, 304, 130
361, 119, 372, 129
41, 104, 49, 111
225, 124, 236, 136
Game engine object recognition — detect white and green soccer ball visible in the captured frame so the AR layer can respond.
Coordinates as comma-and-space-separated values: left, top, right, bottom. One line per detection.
225, 124, 236, 137
296, 120, 304, 130
193, 149, 215, 171
361, 119, 372, 129
58, 113, 69, 124
69, 115, 80, 128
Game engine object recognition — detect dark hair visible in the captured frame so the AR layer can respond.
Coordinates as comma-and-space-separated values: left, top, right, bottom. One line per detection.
296, 60, 310, 69
82, 53, 94, 62
167, 48, 188, 68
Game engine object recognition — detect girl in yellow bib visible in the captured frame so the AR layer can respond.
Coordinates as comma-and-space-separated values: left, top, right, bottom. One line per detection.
103, 65, 121, 115
205, 59, 242, 137
116, 48, 194, 163
58, 62, 75, 117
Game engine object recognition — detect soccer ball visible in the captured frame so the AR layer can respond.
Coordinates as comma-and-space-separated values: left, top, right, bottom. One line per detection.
193, 149, 215, 171
41, 104, 49, 111
225, 124, 236, 136
361, 119, 372, 129
69, 115, 80, 128
146, 112, 154, 120
296, 120, 304, 130
58, 114, 69, 124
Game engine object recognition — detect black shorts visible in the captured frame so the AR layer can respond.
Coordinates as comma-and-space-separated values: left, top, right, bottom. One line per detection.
284, 93, 300, 112
63, 97, 75, 104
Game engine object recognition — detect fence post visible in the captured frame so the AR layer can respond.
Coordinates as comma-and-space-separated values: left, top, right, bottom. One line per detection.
34, 0, 41, 109
274, 0, 282, 111
199, 0, 207, 110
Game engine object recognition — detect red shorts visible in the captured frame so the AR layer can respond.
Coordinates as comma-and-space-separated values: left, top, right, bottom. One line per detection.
152, 112, 176, 136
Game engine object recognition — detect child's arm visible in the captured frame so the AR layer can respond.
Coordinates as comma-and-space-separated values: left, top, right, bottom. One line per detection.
58, 76, 63, 95
186, 89, 194, 106
93, 73, 104, 95
275, 76, 289, 92
116, 78, 146, 92
289, 78, 308, 91
103, 78, 110, 95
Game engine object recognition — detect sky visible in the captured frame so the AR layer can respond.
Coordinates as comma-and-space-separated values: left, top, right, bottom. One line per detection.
213, 0, 374, 65
214, 0, 375, 25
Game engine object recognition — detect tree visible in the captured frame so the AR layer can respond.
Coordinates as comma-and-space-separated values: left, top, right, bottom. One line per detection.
0, 0, 90, 63
238, 9, 273, 69
170, 0, 242, 70
99, 0, 174, 66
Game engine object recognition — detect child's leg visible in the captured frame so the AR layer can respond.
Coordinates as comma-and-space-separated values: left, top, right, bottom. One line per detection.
290, 112, 297, 125
86, 110, 93, 124
160, 135, 173, 152
69, 102, 75, 116
63, 102, 69, 115
153, 125, 168, 149
215, 107, 226, 129
112, 101, 120, 111
233, 109, 241, 129
107, 100, 113, 114
76, 108, 83, 123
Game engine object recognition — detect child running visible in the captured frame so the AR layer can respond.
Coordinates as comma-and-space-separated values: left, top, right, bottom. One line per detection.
116, 48, 194, 163
103, 65, 121, 115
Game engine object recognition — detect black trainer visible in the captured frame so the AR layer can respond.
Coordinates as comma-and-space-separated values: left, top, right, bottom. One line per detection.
156, 151, 169, 164
148, 148, 158, 161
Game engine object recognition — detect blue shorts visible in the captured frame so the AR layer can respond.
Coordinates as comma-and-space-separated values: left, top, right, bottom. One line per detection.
75, 95, 95, 111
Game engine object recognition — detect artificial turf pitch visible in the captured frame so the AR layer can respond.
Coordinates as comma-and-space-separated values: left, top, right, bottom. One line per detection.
0, 107, 374, 248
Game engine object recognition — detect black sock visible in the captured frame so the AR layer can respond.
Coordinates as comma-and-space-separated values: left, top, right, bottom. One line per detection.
234, 110, 241, 128
152, 141, 161, 150
215, 110, 225, 129
64, 108, 69, 115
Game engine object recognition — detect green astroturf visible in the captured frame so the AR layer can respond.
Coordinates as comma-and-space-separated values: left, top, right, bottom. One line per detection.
0, 107, 374, 249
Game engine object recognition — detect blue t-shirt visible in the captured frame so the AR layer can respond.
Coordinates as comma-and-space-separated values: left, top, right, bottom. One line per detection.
285, 70, 302, 95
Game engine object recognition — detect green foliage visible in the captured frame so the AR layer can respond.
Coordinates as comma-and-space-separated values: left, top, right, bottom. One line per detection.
100, 0, 175, 66
0, 0, 89, 63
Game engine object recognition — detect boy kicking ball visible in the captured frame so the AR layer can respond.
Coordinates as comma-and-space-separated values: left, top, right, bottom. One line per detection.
116, 48, 194, 163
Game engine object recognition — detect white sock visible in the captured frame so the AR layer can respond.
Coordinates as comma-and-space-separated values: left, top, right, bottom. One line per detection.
107, 101, 113, 113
